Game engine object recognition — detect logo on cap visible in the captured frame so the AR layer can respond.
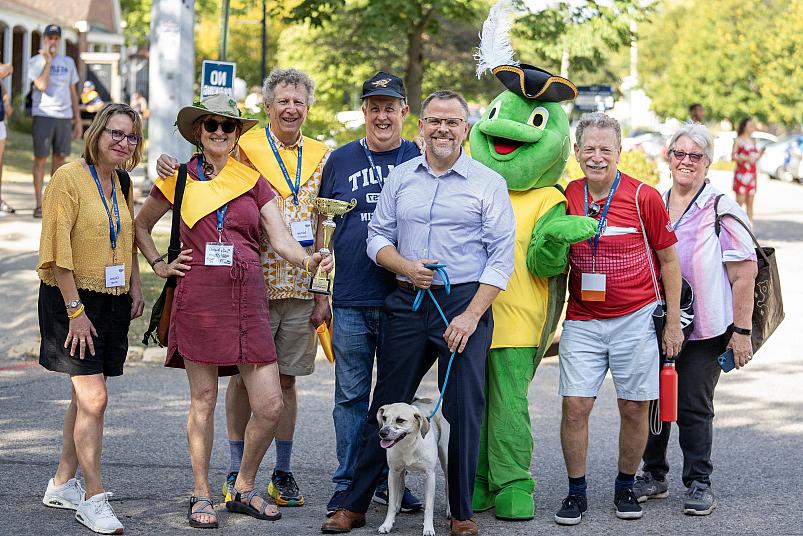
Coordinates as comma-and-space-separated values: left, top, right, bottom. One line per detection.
372, 79, 391, 88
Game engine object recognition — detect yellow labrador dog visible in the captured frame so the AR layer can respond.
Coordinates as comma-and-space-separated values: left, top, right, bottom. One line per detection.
377, 399, 450, 536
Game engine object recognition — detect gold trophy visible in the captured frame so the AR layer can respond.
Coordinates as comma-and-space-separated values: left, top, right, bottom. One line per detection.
309, 197, 357, 295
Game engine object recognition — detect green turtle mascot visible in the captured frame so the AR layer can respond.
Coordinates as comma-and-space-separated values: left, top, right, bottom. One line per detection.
469, 1, 598, 520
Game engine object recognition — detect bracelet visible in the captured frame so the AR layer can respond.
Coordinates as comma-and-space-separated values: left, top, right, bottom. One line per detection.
303, 255, 311, 272
732, 325, 752, 336
67, 303, 85, 320
149, 252, 168, 268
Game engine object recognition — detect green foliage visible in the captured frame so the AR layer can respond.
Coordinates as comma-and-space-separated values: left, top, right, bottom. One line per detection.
639, 0, 801, 126
562, 150, 659, 187
512, 0, 652, 81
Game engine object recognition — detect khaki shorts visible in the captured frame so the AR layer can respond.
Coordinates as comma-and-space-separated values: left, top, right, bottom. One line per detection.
269, 298, 317, 376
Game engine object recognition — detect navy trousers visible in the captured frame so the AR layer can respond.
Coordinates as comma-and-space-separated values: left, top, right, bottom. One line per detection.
342, 282, 493, 521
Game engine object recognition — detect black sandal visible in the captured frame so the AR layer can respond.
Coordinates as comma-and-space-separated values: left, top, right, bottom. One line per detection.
188, 496, 219, 529
225, 487, 281, 521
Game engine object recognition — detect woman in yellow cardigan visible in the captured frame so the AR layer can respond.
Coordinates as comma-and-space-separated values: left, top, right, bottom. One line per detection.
37, 103, 144, 535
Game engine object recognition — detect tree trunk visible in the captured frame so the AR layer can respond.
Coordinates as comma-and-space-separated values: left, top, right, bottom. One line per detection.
404, 9, 431, 116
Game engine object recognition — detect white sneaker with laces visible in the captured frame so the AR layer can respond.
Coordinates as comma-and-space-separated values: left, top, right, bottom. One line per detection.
43, 477, 86, 510
75, 492, 125, 534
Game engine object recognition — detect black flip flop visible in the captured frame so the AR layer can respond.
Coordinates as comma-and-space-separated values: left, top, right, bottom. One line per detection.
225, 488, 282, 521
188, 496, 219, 529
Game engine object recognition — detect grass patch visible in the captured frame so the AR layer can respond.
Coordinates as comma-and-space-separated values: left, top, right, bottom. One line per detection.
130, 232, 169, 346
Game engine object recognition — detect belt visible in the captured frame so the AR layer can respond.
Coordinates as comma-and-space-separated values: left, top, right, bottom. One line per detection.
398, 280, 445, 291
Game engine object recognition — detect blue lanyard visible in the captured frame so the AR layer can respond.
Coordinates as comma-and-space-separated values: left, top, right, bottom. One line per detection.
360, 138, 406, 188
196, 158, 228, 236
584, 170, 621, 257
88, 165, 121, 250
665, 182, 706, 230
266, 127, 302, 205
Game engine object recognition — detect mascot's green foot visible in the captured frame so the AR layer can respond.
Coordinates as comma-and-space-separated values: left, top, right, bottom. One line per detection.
472, 480, 495, 512
494, 487, 534, 521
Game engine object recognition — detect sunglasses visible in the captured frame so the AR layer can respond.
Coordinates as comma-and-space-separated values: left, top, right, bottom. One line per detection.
104, 128, 141, 146
670, 150, 705, 163
202, 118, 239, 134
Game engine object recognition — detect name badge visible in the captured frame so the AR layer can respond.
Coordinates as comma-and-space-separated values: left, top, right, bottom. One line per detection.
105, 264, 126, 288
581, 273, 606, 302
205, 242, 234, 266
290, 220, 314, 248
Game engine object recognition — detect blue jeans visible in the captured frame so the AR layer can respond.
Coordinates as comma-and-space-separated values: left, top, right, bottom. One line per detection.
331, 306, 384, 492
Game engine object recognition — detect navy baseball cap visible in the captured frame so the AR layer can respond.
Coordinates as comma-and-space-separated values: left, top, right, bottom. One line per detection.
44, 24, 62, 37
361, 72, 406, 100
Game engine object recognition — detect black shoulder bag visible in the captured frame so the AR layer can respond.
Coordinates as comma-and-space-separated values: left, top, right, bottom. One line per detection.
142, 164, 188, 346
714, 194, 784, 354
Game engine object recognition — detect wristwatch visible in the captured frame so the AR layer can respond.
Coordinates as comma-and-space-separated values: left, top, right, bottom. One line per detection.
732, 325, 752, 336
65, 299, 81, 309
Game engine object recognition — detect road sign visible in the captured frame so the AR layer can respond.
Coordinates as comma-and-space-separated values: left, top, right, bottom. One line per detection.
575, 85, 615, 112
200, 60, 236, 99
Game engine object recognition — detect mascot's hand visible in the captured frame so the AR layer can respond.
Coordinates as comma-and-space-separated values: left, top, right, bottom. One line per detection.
542, 215, 599, 245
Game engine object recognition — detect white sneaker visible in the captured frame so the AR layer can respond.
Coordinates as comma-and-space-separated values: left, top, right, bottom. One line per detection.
43, 477, 86, 510
75, 492, 125, 534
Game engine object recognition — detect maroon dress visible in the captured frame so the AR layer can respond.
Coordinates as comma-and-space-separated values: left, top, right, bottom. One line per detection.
150, 156, 278, 376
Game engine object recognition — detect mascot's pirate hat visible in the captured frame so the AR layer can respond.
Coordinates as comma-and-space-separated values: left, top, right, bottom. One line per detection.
475, 1, 577, 103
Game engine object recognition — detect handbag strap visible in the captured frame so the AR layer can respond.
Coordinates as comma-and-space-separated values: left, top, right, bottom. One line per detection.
168, 164, 188, 263
713, 194, 770, 265
635, 182, 663, 303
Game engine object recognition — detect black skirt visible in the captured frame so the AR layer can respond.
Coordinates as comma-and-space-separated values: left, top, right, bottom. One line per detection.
38, 282, 132, 376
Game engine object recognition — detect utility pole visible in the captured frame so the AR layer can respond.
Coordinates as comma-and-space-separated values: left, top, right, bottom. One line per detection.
219, 0, 231, 60
148, 0, 195, 183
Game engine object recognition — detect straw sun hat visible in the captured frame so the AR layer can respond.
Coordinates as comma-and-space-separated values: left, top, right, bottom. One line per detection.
175, 93, 258, 145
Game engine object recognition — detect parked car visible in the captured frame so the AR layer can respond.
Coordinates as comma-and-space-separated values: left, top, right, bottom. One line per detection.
713, 131, 778, 162
758, 134, 803, 182
622, 130, 667, 161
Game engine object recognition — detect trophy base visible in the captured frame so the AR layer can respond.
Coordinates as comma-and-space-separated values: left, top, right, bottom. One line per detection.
309, 277, 331, 295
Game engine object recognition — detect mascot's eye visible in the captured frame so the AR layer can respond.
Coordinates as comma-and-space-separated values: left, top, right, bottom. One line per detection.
528, 107, 549, 129
487, 101, 501, 120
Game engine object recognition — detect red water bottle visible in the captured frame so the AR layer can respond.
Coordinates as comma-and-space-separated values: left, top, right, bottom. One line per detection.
659, 361, 678, 422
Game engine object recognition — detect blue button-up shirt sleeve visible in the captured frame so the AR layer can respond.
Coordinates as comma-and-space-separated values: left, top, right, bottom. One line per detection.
479, 176, 516, 290
366, 167, 400, 265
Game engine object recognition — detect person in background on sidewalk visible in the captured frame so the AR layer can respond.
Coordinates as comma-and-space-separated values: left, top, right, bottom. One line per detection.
554, 112, 683, 526
28, 24, 83, 218
635, 122, 757, 516
0, 65, 14, 215
319, 71, 422, 516
731, 117, 760, 223
139, 93, 333, 528
688, 103, 705, 124
37, 103, 145, 534
321, 90, 516, 536
156, 68, 330, 509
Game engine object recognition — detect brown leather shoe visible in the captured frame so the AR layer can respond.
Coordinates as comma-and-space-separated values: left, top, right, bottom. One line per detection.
450, 518, 478, 536
321, 509, 366, 533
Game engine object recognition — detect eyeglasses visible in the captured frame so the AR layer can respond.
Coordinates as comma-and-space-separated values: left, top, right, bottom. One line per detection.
423, 117, 466, 128
670, 150, 705, 163
202, 118, 238, 134
104, 128, 141, 146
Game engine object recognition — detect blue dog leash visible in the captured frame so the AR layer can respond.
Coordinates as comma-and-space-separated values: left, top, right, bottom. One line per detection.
411, 264, 456, 420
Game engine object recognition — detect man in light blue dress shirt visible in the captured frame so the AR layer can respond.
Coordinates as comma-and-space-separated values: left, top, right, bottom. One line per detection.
322, 90, 516, 536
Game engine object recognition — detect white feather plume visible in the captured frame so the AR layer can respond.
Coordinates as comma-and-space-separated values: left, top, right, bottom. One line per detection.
474, 0, 519, 79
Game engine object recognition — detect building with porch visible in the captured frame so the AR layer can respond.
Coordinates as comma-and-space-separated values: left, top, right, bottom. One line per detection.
0, 0, 124, 106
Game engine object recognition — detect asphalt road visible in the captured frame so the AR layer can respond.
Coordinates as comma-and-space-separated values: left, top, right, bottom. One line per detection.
1, 170, 802, 535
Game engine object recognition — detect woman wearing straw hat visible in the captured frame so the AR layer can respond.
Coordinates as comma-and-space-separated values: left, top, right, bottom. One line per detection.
135, 93, 332, 528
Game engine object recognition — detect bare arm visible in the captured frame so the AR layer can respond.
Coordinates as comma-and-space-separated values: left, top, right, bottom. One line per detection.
725, 259, 758, 368
656, 244, 682, 358
52, 265, 97, 359
133, 195, 193, 278
129, 246, 144, 320
32, 54, 52, 92
260, 199, 331, 274
375, 245, 435, 289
